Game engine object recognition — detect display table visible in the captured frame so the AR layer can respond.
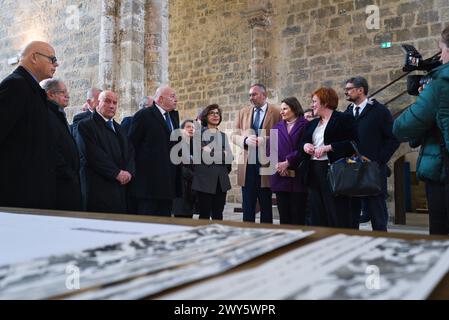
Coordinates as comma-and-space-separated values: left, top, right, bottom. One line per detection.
1, 206, 448, 300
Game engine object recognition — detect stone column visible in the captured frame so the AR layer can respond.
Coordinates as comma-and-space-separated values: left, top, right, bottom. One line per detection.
145, 0, 169, 96
117, 0, 146, 117
243, 5, 272, 86
98, 0, 119, 91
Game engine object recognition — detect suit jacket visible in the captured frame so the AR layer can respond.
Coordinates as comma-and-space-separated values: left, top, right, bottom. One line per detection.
192, 128, 233, 194
71, 110, 93, 137
48, 100, 82, 211
269, 116, 308, 193
345, 99, 399, 164
129, 104, 182, 200
0, 66, 56, 209
120, 116, 133, 136
231, 103, 281, 188
78, 112, 135, 213
299, 111, 357, 186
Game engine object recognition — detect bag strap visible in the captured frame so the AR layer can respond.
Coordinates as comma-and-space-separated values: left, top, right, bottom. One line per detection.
350, 141, 362, 157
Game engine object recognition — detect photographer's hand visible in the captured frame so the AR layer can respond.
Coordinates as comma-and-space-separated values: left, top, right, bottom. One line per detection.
418, 83, 427, 93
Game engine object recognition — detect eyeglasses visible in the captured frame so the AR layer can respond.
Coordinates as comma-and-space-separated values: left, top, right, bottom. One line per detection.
53, 90, 69, 97
35, 52, 58, 64
208, 111, 220, 116
344, 86, 358, 93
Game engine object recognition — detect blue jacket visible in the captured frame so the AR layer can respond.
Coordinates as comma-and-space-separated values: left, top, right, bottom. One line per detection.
393, 62, 449, 183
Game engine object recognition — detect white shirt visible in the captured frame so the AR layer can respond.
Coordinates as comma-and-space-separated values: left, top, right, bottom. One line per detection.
352, 98, 368, 117
156, 103, 173, 129
253, 103, 268, 129
155, 104, 167, 117
98, 112, 112, 123
311, 121, 329, 161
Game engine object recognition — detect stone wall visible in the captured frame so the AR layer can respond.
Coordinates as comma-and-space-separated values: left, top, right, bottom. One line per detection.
0, 0, 101, 122
0, 0, 169, 122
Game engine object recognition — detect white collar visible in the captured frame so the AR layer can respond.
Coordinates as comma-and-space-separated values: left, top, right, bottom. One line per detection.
155, 103, 170, 116
98, 112, 113, 123
353, 98, 368, 114
254, 102, 268, 113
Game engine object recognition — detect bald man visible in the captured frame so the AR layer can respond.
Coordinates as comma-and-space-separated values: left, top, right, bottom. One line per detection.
129, 85, 182, 216
0, 41, 59, 209
77, 90, 135, 214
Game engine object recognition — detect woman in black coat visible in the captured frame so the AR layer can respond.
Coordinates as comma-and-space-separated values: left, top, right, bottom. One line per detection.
192, 104, 233, 220
172, 119, 198, 218
300, 87, 357, 228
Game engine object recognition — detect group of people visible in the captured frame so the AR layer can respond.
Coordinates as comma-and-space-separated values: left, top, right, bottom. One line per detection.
0, 40, 399, 231
2, 25, 449, 235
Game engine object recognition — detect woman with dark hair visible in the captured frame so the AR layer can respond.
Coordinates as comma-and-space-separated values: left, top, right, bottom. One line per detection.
192, 104, 233, 220
172, 119, 198, 218
300, 87, 357, 228
269, 97, 308, 225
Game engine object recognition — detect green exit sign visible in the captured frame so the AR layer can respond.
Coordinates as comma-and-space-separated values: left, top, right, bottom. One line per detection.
381, 42, 392, 48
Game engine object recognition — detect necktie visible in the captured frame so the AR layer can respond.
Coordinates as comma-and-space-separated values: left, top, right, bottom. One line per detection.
107, 119, 115, 133
164, 112, 173, 132
355, 106, 360, 119
252, 107, 261, 133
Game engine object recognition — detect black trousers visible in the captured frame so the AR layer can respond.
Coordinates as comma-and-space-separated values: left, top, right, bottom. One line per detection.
136, 198, 172, 217
197, 183, 227, 220
308, 160, 352, 228
242, 164, 273, 223
350, 164, 389, 231
275, 192, 307, 225
425, 180, 449, 235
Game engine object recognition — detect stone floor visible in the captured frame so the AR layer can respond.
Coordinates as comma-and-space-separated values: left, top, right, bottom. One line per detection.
193, 203, 430, 236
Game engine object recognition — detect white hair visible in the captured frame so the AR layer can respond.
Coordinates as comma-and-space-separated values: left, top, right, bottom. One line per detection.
87, 88, 101, 101
40, 78, 63, 93
153, 84, 170, 101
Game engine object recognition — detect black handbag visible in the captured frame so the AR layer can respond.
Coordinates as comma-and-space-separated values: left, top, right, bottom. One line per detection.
327, 142, 382, 197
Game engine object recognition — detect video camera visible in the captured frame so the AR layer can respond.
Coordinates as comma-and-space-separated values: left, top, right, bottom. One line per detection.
401, 44, 441, 96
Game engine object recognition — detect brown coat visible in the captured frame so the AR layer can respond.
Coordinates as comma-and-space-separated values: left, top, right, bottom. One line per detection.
231, 103, 281, 188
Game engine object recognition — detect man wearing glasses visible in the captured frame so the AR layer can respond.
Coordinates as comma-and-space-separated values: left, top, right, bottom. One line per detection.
0, 41, 59, 210
41, 78, 82, 211
344, 76, 399, 231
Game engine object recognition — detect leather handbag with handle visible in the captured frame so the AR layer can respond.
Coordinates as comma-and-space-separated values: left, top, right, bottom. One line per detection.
327, 141, 382, 197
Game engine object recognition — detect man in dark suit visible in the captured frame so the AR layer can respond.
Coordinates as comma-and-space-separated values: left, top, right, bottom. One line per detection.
41, 78, 82, 211
72, 87, 101, 210
71, 88, 101, 136
0, 41, 59, 209
129, 85, 182, 216
344, 76, 400, 231
121, 96, 153, 135
77, 90, 135, 214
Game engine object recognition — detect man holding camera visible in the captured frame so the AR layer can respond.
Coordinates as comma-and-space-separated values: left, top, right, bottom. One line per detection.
344, 76, 399, 231
394, 26, 449, 235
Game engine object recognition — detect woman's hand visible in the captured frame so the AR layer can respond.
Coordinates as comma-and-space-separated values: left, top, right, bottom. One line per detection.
314, 145, 332, 158
303, 143, 315, 155
276, 160, 289, 173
